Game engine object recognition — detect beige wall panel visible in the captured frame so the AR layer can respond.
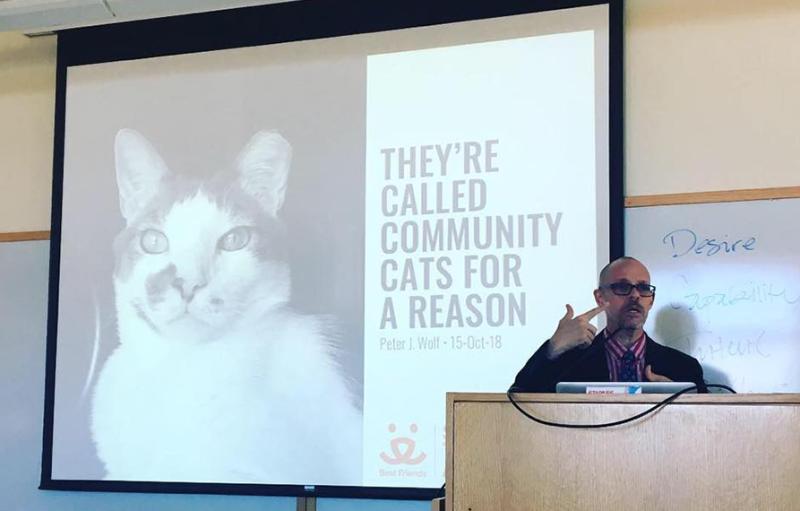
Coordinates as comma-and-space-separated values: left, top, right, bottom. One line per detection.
626, 0, 800, 196
3, 2, 800, 230
0, 32, 55, 232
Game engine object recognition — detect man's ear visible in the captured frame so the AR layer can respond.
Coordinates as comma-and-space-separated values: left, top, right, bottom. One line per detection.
593, 288, 607, 307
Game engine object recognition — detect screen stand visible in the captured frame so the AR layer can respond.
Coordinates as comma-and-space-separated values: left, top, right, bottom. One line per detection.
296, 497, 316, 511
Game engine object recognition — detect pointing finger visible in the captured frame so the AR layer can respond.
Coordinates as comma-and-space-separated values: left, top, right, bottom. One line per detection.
578, 303, 607, 321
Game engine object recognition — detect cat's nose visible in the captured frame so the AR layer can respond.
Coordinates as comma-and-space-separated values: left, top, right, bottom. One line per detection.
173, 277, 206, 302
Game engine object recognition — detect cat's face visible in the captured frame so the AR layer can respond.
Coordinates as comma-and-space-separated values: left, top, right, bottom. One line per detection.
112, 129, 292, 343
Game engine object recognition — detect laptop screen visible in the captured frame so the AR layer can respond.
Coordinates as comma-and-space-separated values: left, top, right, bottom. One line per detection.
556, 382, 696, 394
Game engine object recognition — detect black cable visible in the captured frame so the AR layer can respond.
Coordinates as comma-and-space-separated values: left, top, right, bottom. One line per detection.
506, 383, 736, 429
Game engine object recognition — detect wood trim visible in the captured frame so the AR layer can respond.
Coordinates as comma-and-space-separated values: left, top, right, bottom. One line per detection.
445, 393, 455, 511
0, 231, 50, 242
624, 186, 800, 207
450, 392, 800, 405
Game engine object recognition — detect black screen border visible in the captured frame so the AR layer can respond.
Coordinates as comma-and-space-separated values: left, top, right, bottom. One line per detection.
41, 0, 625, 500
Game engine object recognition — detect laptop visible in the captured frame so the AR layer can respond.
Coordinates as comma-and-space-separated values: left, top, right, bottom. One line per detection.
555, 381, 696, 394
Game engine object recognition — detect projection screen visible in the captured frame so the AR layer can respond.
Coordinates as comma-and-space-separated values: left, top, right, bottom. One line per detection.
41, 0, 623, 499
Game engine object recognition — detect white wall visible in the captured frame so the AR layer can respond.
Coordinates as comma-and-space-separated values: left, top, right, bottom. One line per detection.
0, 32, 55, 232
626, 0, 800, 195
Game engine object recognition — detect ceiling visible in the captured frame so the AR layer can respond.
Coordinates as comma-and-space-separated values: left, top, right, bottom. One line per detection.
0, 0, 293, 34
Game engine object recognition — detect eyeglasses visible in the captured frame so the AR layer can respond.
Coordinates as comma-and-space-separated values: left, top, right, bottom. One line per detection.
601, 282, 656, 297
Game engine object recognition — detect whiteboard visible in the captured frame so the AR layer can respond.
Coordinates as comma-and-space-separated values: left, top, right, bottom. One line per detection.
626, 198, 800, 393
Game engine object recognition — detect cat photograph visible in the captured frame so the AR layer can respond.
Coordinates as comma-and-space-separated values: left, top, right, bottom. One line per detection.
90, 128, 363, 485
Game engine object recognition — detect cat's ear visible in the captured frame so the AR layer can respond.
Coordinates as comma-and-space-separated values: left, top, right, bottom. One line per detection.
235, 131, 291, 217
115, 129, 170, 222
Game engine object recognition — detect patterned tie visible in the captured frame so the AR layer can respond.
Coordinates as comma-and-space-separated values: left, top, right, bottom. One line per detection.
619, 350, 637, 382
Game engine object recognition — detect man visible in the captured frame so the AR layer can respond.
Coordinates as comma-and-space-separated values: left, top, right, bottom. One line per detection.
511, 256, 706, 392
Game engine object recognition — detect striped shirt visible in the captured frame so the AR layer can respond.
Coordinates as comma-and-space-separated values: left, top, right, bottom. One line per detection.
604, 331, 647, 382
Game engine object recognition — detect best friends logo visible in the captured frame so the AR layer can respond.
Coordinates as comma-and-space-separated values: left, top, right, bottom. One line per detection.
380, 423, 427, 466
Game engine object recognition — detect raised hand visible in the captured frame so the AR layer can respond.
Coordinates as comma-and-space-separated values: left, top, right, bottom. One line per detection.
645, 365, 673, 383
545, 303, 607, 360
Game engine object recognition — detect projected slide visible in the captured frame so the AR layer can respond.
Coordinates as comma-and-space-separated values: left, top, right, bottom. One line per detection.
47, 3, 613, 494
362, 33, 597, 487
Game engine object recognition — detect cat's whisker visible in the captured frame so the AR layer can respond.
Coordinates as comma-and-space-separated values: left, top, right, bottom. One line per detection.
80, 295, 103, 405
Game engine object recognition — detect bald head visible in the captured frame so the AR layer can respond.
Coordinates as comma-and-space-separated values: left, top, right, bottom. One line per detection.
598, 257, 650, 287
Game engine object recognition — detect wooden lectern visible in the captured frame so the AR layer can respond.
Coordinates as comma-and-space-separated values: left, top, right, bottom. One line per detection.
442, 393, 800, 511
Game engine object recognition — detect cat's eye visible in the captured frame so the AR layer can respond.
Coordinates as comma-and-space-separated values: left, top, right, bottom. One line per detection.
140, 229, 169, 254
219, 226, 252, 252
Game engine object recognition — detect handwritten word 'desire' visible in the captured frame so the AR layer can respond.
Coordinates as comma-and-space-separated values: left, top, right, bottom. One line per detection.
662, 229, 756, 258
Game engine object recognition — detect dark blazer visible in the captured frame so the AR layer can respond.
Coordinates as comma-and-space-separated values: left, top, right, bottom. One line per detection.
510, 333, 707, 393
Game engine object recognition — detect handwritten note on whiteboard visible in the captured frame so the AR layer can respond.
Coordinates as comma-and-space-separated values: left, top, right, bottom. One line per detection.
626, 198, 800, 393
